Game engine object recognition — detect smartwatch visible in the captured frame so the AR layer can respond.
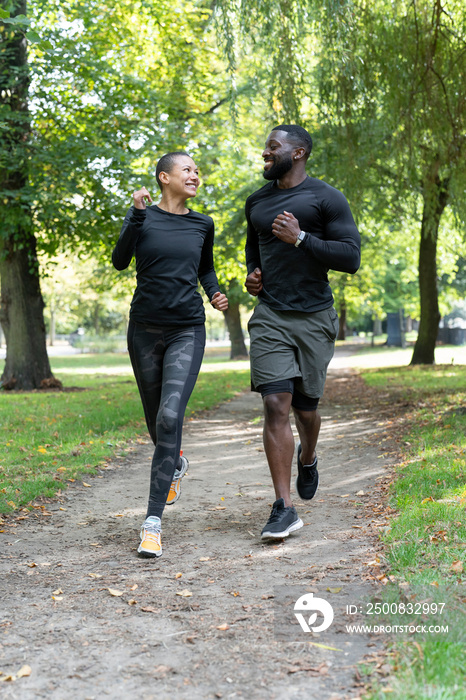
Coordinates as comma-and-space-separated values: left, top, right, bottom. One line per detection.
295, 230, 306, 247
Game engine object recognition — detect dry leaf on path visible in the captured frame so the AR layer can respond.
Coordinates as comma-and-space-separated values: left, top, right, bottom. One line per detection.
16, 665, 31, 679
217, 623, 230, 631
175, 572, 183, 579
176, 589, 192, 597
140, 606, 158, 613
107, 588, 124, 597
82, 482, 92, 488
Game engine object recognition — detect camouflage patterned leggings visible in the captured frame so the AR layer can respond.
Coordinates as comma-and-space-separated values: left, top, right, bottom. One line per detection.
127, 321, 206, 519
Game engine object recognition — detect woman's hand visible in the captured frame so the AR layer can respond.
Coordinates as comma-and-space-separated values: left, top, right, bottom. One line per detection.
133, 187, 153, 210
211, 292, 228, 311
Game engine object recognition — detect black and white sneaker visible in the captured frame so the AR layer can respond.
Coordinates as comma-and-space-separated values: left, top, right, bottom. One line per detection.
295, 444, 319, 500
261, 498, 303, 540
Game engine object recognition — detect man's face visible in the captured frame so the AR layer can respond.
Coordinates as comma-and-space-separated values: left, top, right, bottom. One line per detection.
262, 130, 294, 180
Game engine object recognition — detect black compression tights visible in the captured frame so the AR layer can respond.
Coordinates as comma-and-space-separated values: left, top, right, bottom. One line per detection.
127, 321, 206, 519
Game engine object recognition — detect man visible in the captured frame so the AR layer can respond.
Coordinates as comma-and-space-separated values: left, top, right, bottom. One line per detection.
245, 124, 360, 540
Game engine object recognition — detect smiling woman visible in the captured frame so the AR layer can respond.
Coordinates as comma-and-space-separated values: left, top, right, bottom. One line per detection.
112, 151, 228, 559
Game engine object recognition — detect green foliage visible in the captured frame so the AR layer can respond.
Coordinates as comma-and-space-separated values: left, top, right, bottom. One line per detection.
0, 352, 250, 513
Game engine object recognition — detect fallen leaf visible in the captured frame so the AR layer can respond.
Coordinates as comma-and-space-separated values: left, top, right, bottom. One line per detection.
130, 584, 138, 591
52, 596, 63, 601
450, 560, 464, 574
421, 497, 434, 504
16, 665, 31, 679
356, 490, 365, 496
52, 588, 63, 595
107, 588, 124, 597
127, 599, 137, 606
82, 482, 91, 488
140, 606, 159, 613
261, 593, 275, 599
199, 557, 210, 562
176, 589, 192, 597
27, 562, 37, 568
88, 573, 102, 579
326, 587, 342, 593
217, 623, 230, 631
308, 641, 343, 651
175, 572, 183, 579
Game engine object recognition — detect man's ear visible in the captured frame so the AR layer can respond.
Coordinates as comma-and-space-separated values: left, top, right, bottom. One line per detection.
293, 147, 306, 161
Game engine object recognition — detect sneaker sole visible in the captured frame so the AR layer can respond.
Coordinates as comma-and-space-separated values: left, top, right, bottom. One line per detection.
261, 517, 304, 540
137, 544, 162, 558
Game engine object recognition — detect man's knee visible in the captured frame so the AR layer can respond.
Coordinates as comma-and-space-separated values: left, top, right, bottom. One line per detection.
263, 393, 292, 425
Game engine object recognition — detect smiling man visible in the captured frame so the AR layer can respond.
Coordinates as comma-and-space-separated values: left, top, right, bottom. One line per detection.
245, 124, 361, 541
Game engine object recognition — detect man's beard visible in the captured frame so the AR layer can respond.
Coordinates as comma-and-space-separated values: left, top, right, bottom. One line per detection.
263, 155, 293, 181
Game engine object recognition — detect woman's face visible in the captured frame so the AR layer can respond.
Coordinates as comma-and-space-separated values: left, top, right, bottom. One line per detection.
162, 156, 200, 199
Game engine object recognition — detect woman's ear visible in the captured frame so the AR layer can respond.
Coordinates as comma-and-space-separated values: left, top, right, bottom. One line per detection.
159, 171, 170, 186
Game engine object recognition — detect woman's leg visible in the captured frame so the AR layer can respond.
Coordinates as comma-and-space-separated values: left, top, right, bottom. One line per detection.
145, 325, 205, 519
127, 320, 164, 446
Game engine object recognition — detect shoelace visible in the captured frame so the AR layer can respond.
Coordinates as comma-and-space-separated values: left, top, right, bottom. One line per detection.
268, 504, 287, 523
142, 529, 161, 545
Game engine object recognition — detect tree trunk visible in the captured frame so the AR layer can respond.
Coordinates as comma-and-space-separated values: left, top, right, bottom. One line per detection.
410, 169, 449, 365
337, 298, 346, 341
0, 234, 57, 389
0, 0, 58, 389
223, 301, 247, 359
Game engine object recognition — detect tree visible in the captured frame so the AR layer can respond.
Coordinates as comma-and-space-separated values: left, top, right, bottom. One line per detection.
315, 0, 466, 364
0, 0, 58, 389
1, 0, 248, 385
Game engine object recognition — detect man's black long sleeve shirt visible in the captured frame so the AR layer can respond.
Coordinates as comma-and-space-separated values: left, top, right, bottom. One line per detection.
245, 176, 361, 313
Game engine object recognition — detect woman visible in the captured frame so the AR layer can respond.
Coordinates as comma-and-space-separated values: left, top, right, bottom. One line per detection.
112, 152, 228, 558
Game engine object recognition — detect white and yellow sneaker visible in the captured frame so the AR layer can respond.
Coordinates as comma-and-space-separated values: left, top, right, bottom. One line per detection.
166, 453, 189, 506
138, 516, 162, 558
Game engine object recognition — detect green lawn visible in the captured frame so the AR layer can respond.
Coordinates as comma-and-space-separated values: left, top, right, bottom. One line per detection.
0, 353, 250, 514
360, 362, 466, 700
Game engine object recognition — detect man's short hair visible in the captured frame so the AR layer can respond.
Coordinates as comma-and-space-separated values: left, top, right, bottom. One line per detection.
271, 124, 313, 158
156, 151, 191, 190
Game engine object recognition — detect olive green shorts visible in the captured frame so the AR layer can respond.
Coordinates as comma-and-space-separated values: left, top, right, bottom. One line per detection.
247, 303, 339, 398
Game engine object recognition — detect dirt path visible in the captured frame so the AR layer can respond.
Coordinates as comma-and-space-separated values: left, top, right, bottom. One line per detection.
0, 353, 395, 699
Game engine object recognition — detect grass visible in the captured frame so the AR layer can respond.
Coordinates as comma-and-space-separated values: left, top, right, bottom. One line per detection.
346, 340, 466, 369
359, 362, 466, 699
0, 352, 250, 514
